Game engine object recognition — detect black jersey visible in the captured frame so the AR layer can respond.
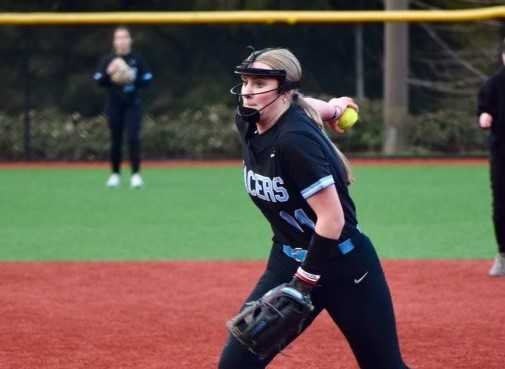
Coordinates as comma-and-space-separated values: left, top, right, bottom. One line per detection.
478, 66, 505, 149
94, 53, 153, 105
236, 104, 358, 249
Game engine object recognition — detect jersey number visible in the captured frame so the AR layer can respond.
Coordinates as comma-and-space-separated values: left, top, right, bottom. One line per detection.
279, 209, 315, 233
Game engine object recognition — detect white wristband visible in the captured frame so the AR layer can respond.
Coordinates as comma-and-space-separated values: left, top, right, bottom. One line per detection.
295, 266, 320, 285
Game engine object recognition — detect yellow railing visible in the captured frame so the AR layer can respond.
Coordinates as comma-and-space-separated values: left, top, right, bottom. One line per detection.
0, 6, 505, 25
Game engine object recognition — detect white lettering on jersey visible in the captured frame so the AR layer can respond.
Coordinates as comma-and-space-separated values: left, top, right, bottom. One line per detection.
272, 177, 289, 202
244, 168, 289, 203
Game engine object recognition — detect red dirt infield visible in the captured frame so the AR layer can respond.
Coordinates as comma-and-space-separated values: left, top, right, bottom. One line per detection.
0, 158, 487, 169
0, 260, 503, 369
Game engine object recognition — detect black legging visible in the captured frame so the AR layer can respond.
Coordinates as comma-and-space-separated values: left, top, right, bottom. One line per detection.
218, 231, 411, 369
107, 101, 142, 174
490, 147, 505, 253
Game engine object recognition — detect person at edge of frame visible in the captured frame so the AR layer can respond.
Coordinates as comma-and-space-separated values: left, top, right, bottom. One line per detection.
477, 38, 505, 277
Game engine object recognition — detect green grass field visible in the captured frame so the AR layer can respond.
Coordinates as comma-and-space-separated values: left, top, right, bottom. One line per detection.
0, 164, 494, 261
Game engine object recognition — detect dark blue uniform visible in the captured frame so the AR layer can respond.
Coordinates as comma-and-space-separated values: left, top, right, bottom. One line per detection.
478, 67, 505, 254
94, 53, 152, 174
219, 105, 410, 369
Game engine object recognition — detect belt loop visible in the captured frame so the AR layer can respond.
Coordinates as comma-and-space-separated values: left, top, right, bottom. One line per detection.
282, 236, 356, 262
282, 245, 307, 263
338, 239, 354, 255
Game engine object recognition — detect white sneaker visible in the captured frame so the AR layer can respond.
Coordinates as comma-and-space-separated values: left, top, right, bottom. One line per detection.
489, 253, 505, 277
106, 173, 120, 188
130, 173, 144, 189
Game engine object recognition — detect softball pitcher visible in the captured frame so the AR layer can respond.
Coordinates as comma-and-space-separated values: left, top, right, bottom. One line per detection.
218, 47, 412, 369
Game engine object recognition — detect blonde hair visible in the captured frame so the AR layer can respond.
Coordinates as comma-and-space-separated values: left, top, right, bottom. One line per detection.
254, 48, 353, 184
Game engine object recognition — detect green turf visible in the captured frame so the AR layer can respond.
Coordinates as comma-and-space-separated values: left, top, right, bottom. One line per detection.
0, 164, 495, 261
351, 165, 494, 259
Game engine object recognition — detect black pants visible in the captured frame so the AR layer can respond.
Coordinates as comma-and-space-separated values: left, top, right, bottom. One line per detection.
490, 146, 505, 253
107, 100, 142, 174
218, 231, 411, 369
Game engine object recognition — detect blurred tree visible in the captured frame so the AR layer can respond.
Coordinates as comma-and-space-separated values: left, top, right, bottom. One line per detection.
0, 0, 502, 157
0, 0, 384, 119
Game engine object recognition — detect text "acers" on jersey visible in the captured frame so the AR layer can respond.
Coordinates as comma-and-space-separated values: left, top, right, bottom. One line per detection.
244, 168, 289, 203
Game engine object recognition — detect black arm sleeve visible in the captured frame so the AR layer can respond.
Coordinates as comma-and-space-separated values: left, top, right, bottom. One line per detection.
278, 132, 334, 200
93, 56, 112, 88
134, 56, 153, 89
477, 77, 497, 118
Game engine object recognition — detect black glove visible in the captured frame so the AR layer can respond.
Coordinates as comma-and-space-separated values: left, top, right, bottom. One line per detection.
226, 279, 314, 359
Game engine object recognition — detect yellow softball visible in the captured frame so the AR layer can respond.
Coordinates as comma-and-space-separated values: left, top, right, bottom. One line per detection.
338, 108, 359, 130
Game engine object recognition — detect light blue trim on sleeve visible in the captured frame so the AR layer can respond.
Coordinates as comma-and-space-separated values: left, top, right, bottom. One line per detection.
300, 175, 335, 199
93, 72, 103, 80
143, 73, 153, 80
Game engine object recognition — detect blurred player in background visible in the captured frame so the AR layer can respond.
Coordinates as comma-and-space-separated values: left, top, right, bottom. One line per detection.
477, 39, 505, 277
94, 26, 153, 188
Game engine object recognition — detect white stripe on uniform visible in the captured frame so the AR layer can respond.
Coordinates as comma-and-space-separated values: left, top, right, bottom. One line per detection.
300, 175, 335, 199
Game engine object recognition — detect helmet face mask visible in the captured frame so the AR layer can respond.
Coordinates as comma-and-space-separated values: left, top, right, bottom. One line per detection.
231, 47, 300, 95
230, 48, 300, 124
234, 66, 287, 81
235, 48, 285, 78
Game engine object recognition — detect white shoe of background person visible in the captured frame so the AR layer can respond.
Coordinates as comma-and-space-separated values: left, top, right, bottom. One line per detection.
130, 173, 144, 189
489, 253, 505, 277
106, 173, 120, 188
